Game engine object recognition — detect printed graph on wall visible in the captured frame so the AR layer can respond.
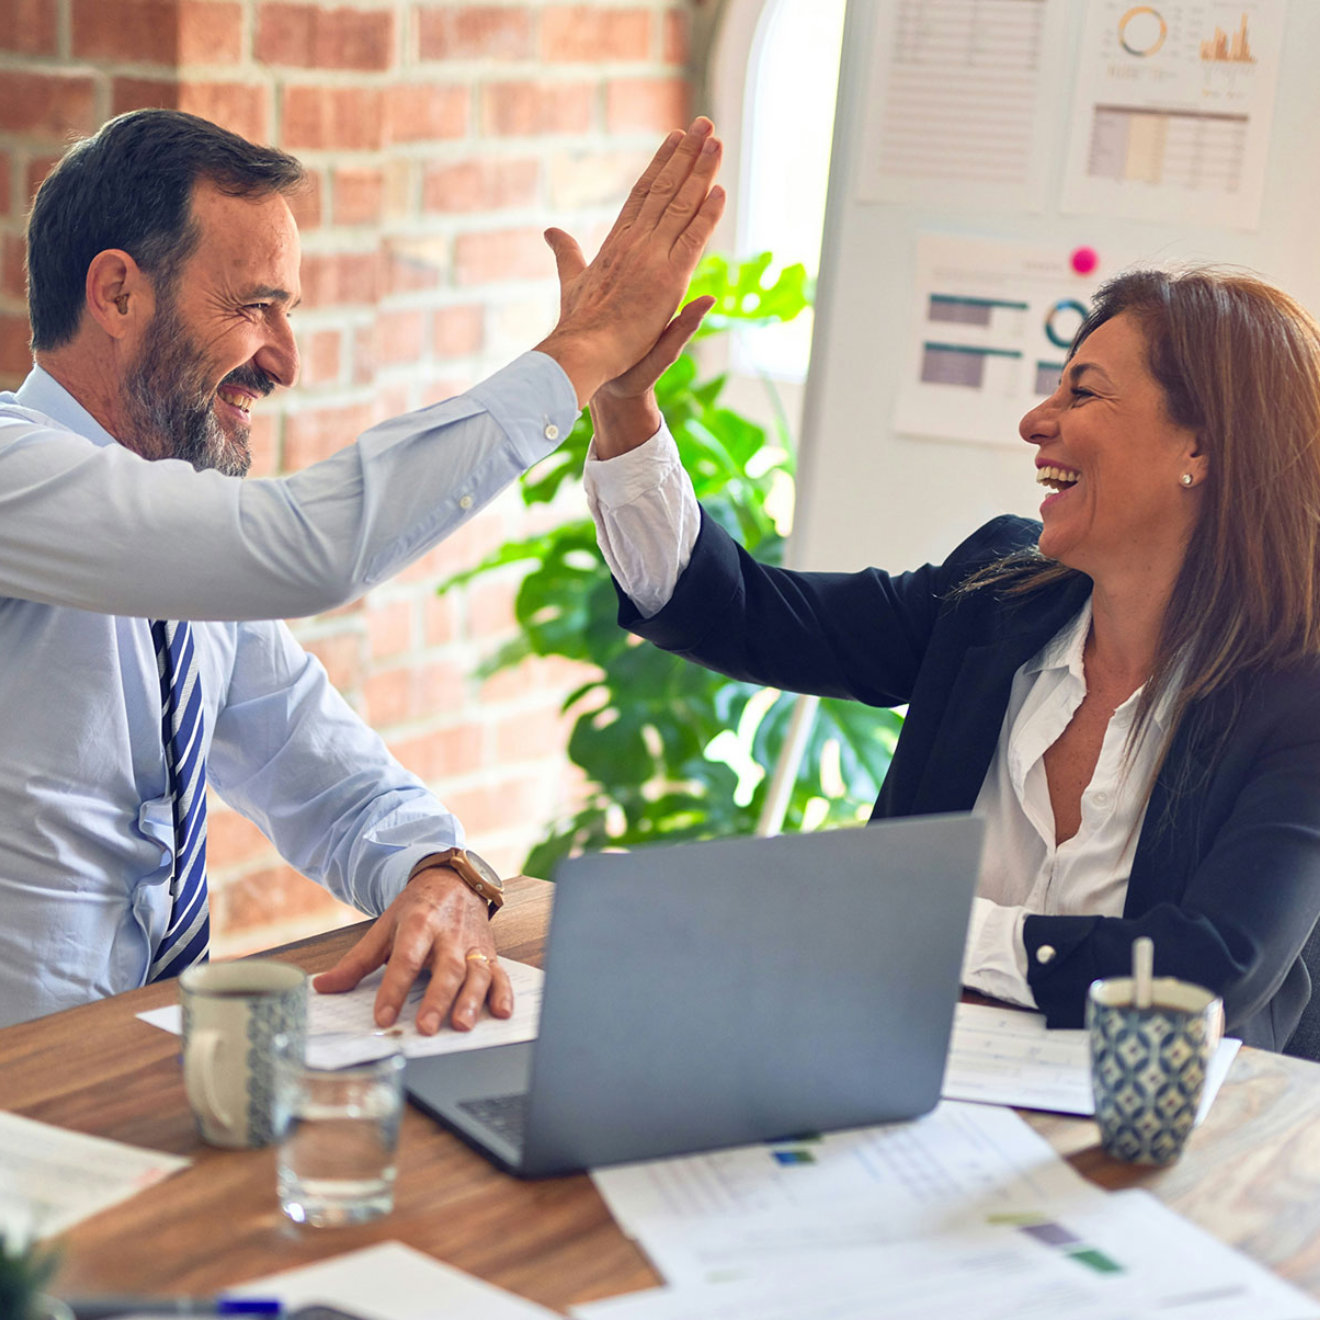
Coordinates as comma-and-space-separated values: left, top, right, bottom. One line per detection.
892, 234, 1112, 449
1060, 0, 1287, 228
855, 0, 1067, 213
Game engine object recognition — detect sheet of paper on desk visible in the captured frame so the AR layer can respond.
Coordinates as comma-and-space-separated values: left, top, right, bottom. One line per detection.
571, 1188, 1320, 1320
944, 1002, 1242, 1120
220, 1240, 554, 1319
590, 1100, 1103, 1284
136, 959, 543, 1068
0, 1110, 188, 1239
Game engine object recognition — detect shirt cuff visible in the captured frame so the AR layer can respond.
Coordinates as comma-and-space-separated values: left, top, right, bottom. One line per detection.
583, 423, 678, 505
961, 895, 1037, 1008
585, 418, 700, 620
468, 351, 581, 466
374, 843, 464, 910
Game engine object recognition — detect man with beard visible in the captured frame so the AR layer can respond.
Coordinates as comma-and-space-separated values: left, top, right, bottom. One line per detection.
0, 109, 723, 1029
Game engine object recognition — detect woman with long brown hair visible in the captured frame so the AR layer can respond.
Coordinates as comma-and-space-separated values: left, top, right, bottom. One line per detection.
581, 266, 1320, 1053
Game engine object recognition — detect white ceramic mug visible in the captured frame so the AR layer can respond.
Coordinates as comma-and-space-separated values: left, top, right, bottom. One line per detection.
179, 960, 307, 1148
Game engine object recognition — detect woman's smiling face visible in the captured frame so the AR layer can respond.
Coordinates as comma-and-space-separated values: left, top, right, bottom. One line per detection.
1019, 311, 1206, 582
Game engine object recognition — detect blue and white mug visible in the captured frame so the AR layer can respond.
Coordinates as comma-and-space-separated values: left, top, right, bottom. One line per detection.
180, 959, 307, 1148
1087, 975, 1224, 1165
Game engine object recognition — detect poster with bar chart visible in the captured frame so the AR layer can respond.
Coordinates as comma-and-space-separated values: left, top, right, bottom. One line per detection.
893, 234, 1114, 448
1060, 0, 1286, 228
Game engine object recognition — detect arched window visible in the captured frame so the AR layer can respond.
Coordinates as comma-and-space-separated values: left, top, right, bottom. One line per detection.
709, 0, 847, 385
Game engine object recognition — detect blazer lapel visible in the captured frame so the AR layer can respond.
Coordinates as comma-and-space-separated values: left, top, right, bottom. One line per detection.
910, 643, 1033, 813
909, 583, 1092, 815
1125, 694, 1220, 914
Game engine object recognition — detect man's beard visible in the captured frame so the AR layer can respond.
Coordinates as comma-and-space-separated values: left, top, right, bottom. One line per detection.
121, 294, 273, 477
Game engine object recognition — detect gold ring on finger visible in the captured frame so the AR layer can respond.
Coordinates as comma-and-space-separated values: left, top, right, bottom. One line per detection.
465, 951, 492, 965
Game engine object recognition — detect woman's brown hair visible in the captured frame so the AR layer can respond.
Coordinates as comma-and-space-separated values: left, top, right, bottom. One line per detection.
966, 266, 1320, 752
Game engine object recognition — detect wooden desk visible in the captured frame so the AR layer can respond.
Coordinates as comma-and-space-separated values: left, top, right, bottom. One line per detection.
6, 874, 1320, 1312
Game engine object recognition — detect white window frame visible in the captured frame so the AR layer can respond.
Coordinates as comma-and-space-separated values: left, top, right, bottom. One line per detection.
705, 0, 846, 399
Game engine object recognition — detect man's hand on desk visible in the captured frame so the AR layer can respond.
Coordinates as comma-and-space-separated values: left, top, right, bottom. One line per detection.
311, 865, 513, 1034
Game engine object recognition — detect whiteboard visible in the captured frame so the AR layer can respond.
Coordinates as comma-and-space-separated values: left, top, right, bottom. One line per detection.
790, 0, 1320, 574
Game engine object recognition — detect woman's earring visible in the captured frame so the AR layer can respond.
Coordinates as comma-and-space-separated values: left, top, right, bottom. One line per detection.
1180, 472, 1194, 487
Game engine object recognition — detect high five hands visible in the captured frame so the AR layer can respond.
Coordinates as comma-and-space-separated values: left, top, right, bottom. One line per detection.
536, 118, 725, 411
314, 122, 725, 1040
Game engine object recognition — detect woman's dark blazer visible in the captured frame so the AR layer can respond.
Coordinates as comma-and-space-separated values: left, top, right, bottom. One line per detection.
619, 513, 1320, 1051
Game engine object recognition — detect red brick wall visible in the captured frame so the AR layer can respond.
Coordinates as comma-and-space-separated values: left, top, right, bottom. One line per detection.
0, 0, 696, 955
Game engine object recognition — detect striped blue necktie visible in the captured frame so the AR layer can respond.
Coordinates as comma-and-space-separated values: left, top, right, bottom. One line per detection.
147, 619, 210, 981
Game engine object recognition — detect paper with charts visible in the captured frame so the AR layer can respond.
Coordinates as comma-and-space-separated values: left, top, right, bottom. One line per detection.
893, 232, 1119, 450
572, 1187, 1320, 1320
944, 1000, 1242, 1119
1060, 0, 1287, 229
0, 1110, 188, 1239
590, 1099, 1104, 1284
137, 958, 543, 1068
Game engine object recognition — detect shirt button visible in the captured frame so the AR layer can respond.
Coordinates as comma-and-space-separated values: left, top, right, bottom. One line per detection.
459, 494, 473, 510
1094, 791, 1109, 804
1036, 944, 1056, 965
544, 423, 560, 441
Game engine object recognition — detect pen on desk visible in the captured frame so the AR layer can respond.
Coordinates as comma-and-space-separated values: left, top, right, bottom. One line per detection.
64, 1298, 282, 1319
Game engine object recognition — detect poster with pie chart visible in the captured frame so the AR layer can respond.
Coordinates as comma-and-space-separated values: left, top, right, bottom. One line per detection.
1060, 0, 1287, 228
891, 233, 1123, 450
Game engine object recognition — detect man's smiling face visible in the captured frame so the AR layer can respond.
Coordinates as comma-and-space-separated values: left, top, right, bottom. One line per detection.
120, 181, 301, 475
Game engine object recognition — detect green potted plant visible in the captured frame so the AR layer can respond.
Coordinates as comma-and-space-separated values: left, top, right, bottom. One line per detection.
443, 254, 902, 876
0, 1230, 64, 1320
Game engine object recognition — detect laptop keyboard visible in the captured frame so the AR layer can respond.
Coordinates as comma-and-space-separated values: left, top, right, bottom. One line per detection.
459, 1091, 529, 1147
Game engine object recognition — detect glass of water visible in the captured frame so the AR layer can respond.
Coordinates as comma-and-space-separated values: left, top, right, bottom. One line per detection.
273, 1038, 405, 1227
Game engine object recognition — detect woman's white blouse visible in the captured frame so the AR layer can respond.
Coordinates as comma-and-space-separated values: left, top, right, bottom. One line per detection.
584, 427, 1170, 1009
966, 598, 1171, 1006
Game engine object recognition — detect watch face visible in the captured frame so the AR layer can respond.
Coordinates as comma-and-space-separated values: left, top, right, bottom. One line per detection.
467, 850, 504, 892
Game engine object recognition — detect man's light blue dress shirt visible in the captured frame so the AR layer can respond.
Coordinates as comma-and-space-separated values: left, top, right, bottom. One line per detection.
0, 355, 578, 1026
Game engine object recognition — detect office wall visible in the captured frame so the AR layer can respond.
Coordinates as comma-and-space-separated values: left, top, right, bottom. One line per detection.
792, 0, 1320, 577
0, 0, 699, 954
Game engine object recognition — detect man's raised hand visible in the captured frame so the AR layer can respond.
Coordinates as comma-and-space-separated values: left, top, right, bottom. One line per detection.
535, 118, 725, 406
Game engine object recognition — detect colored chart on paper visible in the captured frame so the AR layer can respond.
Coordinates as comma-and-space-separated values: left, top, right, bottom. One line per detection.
1118, 5, 1167, 56
894, 234, 1107, 448
1060, 0, 1286, 228
992, 1211, 1126, 1276
1201, 11, 1254, 61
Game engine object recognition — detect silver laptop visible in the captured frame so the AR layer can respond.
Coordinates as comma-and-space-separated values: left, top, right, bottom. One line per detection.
405, 814, 984, 1177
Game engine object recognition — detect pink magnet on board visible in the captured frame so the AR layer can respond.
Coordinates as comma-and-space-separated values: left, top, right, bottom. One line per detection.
1070, 246, 1099, 276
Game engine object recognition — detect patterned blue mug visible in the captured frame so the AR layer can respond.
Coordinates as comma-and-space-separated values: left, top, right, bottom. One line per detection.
180, 960, 307, 1148
1087, 975, 1224, 1165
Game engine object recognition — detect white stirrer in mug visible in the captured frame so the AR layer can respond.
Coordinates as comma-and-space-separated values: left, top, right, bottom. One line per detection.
1132, 936, 1154, 1009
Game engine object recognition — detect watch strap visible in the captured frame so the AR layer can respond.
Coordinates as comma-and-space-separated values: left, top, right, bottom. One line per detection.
415, 846, 504, 917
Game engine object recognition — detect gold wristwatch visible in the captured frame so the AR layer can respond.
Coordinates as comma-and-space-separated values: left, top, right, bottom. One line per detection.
427, 846, 505, 917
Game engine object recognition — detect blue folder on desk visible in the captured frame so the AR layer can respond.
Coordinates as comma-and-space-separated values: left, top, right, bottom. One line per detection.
406, 814, 984, 1177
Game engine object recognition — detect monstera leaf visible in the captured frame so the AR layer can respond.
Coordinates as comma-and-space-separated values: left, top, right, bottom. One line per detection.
441, 253, 901, 871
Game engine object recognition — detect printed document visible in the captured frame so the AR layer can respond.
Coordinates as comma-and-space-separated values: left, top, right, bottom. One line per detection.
0, 1110, 188, 1239
893, 233, 1118, 450
945, 1001, 1242, 1118
1060, 0, 1287, 229
591, 1100, 1102, 1284
572, 1188, 1320, 1320
856, 0, 1071, 213
223, 1239, 554, 1319
137, 958, 543, 1068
